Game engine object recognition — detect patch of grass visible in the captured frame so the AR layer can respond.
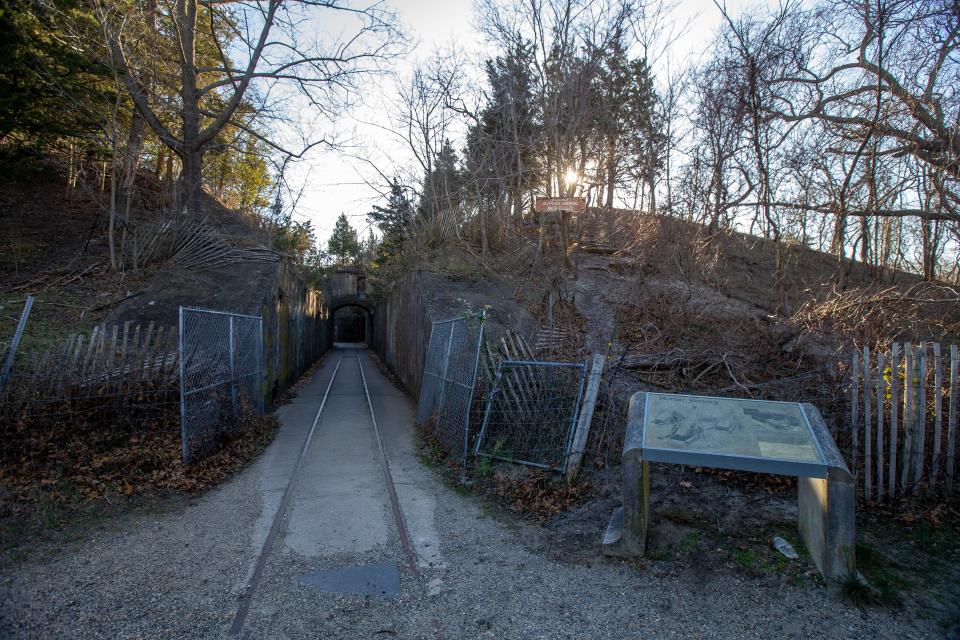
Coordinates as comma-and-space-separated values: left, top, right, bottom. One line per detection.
475, 455, 494, 478
730, 545, 763, 570
678, 530, 703, 556
851, 542, 909, 607
1, 490, 185, 565
790, 573, 810, 588
645, 546, 670, 561
839, 571, 887, 608
856, 510, 959, 612
722, 539, 802, 578
475, 438, 506, 478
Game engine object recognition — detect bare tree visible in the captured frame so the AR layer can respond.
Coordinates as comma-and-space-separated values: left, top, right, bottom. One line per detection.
92, 0, 401, 214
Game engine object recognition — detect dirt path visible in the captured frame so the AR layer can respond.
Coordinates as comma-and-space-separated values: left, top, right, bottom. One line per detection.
0, 347, 941, 639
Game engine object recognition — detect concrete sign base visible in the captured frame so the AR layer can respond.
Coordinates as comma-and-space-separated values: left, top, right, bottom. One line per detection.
602, 392, 856, 583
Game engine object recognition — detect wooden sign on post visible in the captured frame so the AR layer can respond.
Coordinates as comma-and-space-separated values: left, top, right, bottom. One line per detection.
534, 197, 586, 213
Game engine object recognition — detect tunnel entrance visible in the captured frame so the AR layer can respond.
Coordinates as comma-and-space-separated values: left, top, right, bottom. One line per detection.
333, 305, 368, 344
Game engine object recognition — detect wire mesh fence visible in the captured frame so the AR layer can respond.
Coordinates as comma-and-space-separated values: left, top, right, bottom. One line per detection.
179, 306, 264, 463
474, 360, 587, 471
417, 312, 485, 463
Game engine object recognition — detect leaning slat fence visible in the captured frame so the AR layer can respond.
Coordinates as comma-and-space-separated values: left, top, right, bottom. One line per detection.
849, 342, 959, 501
417, 312, 485, 464
474, 359, 587, 471
0, 319, 181, 484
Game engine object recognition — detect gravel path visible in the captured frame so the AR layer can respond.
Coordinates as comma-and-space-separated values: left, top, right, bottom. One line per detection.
0, 348, 941, 639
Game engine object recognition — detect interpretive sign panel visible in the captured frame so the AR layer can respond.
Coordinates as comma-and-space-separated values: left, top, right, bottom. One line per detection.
604, 391, 855, 581
642, 393, 827, 477
534, 197, 586, 213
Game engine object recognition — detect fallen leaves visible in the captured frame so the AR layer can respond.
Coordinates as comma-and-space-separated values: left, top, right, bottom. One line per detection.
488, 468, 593, 522
1, 392, 279, 513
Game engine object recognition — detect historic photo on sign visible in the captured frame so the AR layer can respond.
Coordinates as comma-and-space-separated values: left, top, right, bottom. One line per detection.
644, 393, 823, 463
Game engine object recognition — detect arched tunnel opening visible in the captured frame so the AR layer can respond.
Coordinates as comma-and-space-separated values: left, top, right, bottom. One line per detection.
332, 304, 370, 345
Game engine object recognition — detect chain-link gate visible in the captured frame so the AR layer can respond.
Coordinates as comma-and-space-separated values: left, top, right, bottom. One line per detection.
417, 312, 485, 462
474, 360, 587, 471
179, 306, 264, 463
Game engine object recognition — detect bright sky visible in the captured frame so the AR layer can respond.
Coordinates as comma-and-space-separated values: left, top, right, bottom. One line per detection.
290, 0, 763, 247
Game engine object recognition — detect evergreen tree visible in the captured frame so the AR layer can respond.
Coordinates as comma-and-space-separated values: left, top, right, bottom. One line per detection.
326, 213, 360, 266
0, 0, 111, 148
418, 139, 464, 221
626, 56, 666, 214
367, 179, 413, 259
359, 228, 380, 267
465, 40, 540, 221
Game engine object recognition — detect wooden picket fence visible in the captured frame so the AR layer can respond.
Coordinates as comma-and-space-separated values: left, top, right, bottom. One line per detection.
850, 343, 959, 501
0, 321, 179, 403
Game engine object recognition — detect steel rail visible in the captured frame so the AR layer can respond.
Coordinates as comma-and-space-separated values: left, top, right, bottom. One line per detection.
228, 354, 344, 636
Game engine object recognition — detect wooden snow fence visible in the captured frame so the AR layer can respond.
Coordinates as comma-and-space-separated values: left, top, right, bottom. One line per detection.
0, 321, 179, 404
849, 342, 959, 501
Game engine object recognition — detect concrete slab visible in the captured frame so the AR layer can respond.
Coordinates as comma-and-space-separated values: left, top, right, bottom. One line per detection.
297, 562, 400, 598
283, 356, 392, 558
360, 351, 445, 570
248, 355, 343, 560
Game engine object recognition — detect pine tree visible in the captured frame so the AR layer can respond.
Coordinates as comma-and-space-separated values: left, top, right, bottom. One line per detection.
367, 179, 413, 259
465, 40, 540, 221
0, 0, 112, 147
359, 228, 380, 267
326, 213, 360, 266
626, 57, 666, 214
418, 139, 464, 221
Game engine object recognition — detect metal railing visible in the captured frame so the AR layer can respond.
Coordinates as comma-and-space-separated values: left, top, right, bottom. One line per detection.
179, 306, 264, 463
417, 311, 485, 463
474, 360, 587, 471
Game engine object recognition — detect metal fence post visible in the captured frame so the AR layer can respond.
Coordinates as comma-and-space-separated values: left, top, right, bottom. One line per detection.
258, 316, 265, 413
228, 315, 238, 415
417, 321, 437, 421
179, 306, 189, 463
463, 312, 486, 459
0, 295, 34, 395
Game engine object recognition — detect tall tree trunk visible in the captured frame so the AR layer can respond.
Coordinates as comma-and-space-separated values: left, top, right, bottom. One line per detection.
122, 111, 146, 218
604, 136, 615, 208
479, 200, 489, 257
108, 100, 122, 271
176, 0, 202, 214
179, 149, 204, 214
155, 145, 164, 180
646, 167, 656, 215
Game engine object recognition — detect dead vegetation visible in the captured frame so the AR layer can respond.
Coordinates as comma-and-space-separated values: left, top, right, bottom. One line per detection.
416, 417, 594, 521
0, 158, 304, 519
0, 395, 277, 512
791, 282, 960, 348
413, 208, 960, 507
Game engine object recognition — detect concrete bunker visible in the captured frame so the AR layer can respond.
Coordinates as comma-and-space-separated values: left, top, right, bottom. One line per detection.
332, 304, 370, 344
327, 267, 372, 345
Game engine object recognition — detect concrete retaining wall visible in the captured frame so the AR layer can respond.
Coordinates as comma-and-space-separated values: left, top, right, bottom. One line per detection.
368, 270, 434, 397
367, 268, 539, 399
260, 260, 331, 404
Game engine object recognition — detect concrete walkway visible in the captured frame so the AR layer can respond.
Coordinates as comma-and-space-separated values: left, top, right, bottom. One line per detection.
1, 347, 938, 639
236, 346, 447, 637
260, 346, 442, 566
